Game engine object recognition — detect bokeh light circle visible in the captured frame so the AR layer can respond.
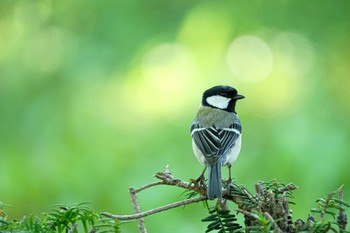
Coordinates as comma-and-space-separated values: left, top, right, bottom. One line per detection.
227, 35, 273, 82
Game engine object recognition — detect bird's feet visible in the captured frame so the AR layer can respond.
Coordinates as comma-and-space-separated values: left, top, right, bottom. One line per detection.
225, 164, 232, 196
225, 177, 232, 196
190, 173, 206, 190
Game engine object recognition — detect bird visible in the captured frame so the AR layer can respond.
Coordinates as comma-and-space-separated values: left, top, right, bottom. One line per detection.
190, 85, 244, 199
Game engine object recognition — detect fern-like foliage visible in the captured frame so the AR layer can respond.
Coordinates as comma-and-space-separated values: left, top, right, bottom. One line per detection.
228, 182, 259, 210
0, 202, 120, 233
258, 179, 296, 200
202, 206, 242, 233
226, 179, 297, 232
310, 186, 350, 233
223, 180, 349, 233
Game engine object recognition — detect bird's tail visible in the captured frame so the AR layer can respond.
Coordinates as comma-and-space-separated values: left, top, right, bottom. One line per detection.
207, 162, 222, 199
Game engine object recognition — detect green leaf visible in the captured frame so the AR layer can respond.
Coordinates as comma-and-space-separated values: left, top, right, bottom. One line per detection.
224, 222, 241, 228
207, 219, 221, 229
222, 217, 238, 222
331, 198, 350, 207
310, 208, 323, 213
0, 219, 9, 225
202, 215, 218, 222
324, 210, 336, 219
220, 214, 237, 219
316, 198, 327, 204
217, 209, 230, 215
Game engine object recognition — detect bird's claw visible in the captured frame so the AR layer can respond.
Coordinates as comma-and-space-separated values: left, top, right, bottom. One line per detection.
190, 173, 206, 190
225, 178, 232, 195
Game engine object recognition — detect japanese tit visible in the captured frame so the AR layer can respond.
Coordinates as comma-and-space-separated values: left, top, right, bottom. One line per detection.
190, 85, 244, 199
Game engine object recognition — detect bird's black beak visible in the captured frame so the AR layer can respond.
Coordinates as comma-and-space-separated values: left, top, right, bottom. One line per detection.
233, 94, 245, 100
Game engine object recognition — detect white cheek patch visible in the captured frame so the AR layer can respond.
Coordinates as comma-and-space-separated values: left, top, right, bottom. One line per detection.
206, 95, 231, 109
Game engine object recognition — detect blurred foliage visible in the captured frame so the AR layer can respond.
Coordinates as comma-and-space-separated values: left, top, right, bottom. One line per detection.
0, 202, 119, 232
1, 0, 350, 232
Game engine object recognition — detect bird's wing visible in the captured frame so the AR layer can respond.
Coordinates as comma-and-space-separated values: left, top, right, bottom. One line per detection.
217, 123, 241, 157
190, 122, 241, 165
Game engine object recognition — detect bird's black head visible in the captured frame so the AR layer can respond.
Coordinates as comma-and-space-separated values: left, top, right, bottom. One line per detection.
202, 85, 244, 113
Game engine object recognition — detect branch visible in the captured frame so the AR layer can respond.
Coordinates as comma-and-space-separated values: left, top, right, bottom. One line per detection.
101, 166, 207, 229
153, 168, 206, 195
129, 188, 147, 233
132, 181, 165, 193
263, 212, 282, 233
101, 166, 349, 233
101, 196, 207, 220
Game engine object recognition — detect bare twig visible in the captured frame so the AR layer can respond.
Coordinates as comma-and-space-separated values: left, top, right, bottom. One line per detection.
132, 181, 165, 193
236, 208, 255, 218
153, 169, 254, 208
255, 183, 264, 198
102, 167, 207, 226
131, 166, 206, 195
129, 188, 147, 233
263, 212, 282, 233
101, 196, 207, 220
154, 171, 206, 195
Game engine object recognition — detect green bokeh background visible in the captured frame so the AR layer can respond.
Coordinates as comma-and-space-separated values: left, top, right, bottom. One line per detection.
1, 1, 350, 232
